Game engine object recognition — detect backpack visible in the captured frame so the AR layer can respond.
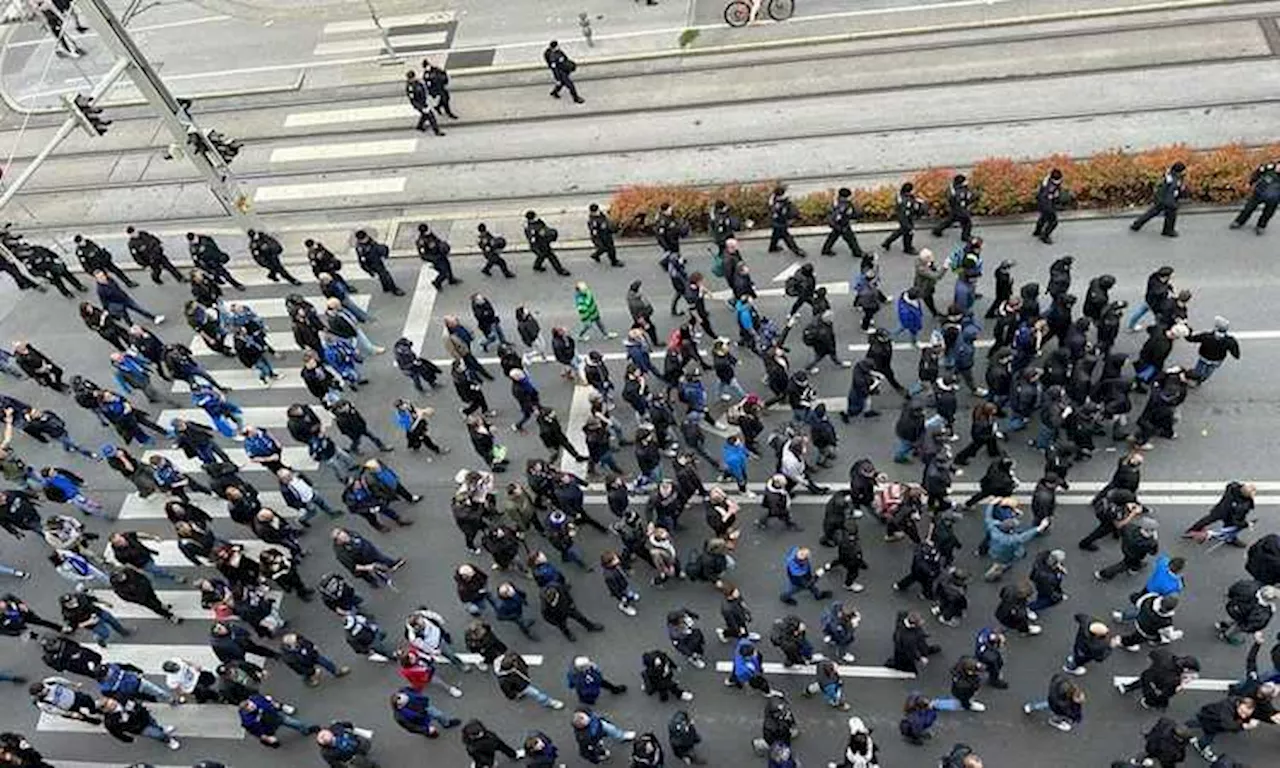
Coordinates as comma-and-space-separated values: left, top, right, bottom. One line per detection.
1227, 579, 1259, 606
801, 324, 818, 346
784, 274, 803, 297
711, 250, 725, 278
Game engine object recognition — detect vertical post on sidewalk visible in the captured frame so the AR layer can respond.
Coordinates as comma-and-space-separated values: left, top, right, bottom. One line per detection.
363, 0, 402, 63
76, 0, 255, 232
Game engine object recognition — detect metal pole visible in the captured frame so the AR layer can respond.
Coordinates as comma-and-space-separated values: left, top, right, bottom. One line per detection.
0, 57, 128, 211
76, 0, 255, 231
364, 0, 401, 62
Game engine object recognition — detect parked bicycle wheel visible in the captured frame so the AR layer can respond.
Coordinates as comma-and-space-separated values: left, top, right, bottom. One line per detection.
724, 0, 752, 27
767, 0, 796, 21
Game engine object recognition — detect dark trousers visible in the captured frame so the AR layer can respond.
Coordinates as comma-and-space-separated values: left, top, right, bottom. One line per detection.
435, 89, 457, 118
531, 247, 568, 275
369, 264, 402, 294
881, 222, 915, 253
47, 266, 85, 297
768, 225, 803, 255
1078, 519, 1117, 550
932, 212, 973, 241
1234, 194, 1278, 229
101, 261, 139, 287
204, 262, 246, 290
1, 260, 40, 290
547, 607, 602, 638
260, 256, 301, 285
1185, 511, 1223, 533
481, 253, 514, 278
820, 227, 862, 257
1033, 209, 1059, 239
955, 437, 1001, 465
150, 256, 186, 284
414, 106, 442, 135
589, 238, 620, 265
551, 72, 581, 100
1131, 204, 1177, 235
430, 259, 458, 288
1097, 553, 1144, 580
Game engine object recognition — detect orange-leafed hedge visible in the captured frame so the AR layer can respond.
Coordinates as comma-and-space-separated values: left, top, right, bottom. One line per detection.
607, 143, 1280, 235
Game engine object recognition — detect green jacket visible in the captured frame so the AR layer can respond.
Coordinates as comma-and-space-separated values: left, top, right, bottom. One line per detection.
575, 288, 600, 321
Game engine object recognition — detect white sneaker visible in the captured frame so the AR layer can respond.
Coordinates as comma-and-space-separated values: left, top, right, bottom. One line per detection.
841, 652, 856, 663
848, 582, 865, 593
163, 725, 176, 734
851, 509, 864, 519
619, 602, 638, 617
1114, 679, 1129, 694
1111, 610, 1124, 622
967, 701, 986, 712
549, 699, 565, 710
1026, 625, 1042, 635
716, 627, 729, 643
448, 686, 463, 698
154, 314, 166, 325
1048, 717, 1073, 732
1026, 610, 1038, 621
167, 738, 181, 750
680, 691, 694, 701
1063, 664, 1087, 676
690, 657, 707, 669
622, 731, 637, 741
814, 567, 826, 578
368, 652, 389, 662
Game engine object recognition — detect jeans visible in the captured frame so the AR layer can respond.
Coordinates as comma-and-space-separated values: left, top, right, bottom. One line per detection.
931, 697, 976, 712
521, 684, 555, 707
1126, 302, 1150, 331
349, 430, 390, 453
138, 677, 175, 703
253, 358, 276, 381
141, 722, 171, 742
279, 712, 314, 733
70, 494, 105, 518
314, 654, 340, 675
574, 317, 609, 339
780, 580, 823, 602
593, 450, 623, 475
464, 593, 497, 616
715, 378, 746, 400
353, 329, 378, 357
57, 434, 97, 458
0, 562, 22, 577
1193, 357, 1222, 382
893, 438, 914, 462
143, 560, 182, 583
91, 609, 129, 643
1007, 413, 1030, 432
480, 325, 507, 351
300, 495, 340, 524
499, 614, 536, 637
368, 629, 396, 658
599, 719, 626, 740
1026, 700, 1050, 712
324, 449, 358, 481
1028, 593, 1062, 612
342, 297, 369, 322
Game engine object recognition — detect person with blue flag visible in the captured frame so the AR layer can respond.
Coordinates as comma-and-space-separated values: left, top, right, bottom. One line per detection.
191, 384, 244, 437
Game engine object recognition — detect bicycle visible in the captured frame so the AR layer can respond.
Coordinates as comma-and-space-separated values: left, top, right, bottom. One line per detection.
724, 0, 795, 28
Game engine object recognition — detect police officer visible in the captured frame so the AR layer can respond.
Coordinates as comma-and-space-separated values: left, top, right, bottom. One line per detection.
186, 232, 246, 290
404, 70, 444, 136
654, 203, 686, 256
422, 60, 458, 119
0, 246, 43, 292
709, 199, 740, 260
1231, 159, 1280, 234
477, 223, 515, 279
416, 223, 460, 289
931, 174, 976, 242
248, 229, 302, 285
767, 185, 805, 257
1034, 168, 1065, 244
73, 234, 137, 287
820, 187, 863, 259
19, 244, 81, 297
524, 211, 570, 276
125, 226, 185, 284
587, 204, 624, 267
882, 182, 924, 254
354, 229, 405, 296
306, 238, 343, 279
544, 40, 584, 103
1130, 161, 1187, 237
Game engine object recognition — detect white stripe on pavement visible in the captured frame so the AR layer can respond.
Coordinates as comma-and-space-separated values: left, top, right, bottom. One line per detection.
141, 447, 317, 472
88, 590, 275, 620
312, 31, 448, 56
106, 539, 274, 568
253, 178, 406, 202
771, 263, 804, 283
322, 11, 456, 34
711, 281, 849, 301
100, 644, 264, 674
401, 266, 439, 352
559, 386, 593, 476
1112, 676, 1235, 692
229, 295, 371, 317
158, 406, 332, 431
38, 704, 244, 738
269, 139, 419, 163
171, 367, 303, 392
456, 653, 543, 666
283, 104, 417, 128
191, 331, 299, 357
117, 492, 294, 520
713, 661, 915, 680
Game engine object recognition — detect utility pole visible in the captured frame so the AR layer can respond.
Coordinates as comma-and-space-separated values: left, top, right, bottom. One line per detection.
76, 0, 254, 230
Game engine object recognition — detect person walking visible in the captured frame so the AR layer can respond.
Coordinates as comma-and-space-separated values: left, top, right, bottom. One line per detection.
404, 71, 444, 136
354, 230, 404, 296
1231, 158, 1280, 234
1130, 162, 1188, 237
574, 281, 616, 341
544, 41, 584, 103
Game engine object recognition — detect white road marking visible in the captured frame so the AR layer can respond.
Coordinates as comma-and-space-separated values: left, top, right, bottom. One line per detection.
713, 661, 915, 680
283, 104, 417, 128
711, 281, 849, 301
456, 653, 542, 666
100, 644, 264, 674
105, 539, 274, 568
5, 14, 233, 49
141, 446, 317, 472
269, 139, 419, 163
117, 492, 294, 520
253, 178, 406, 202
170, 367, 304, 392
559, 386, 594, 476
39, 704, 244, 738
400, 266, 439, 351
1112, 676, 1235, 692
159, 406, 332, 431
322, 11, 457, 35
225, 294, 370, 317
313, 31, 449, 56
771, 262, 804, 283
87, 589, 272, 620
191, 331, 299, 356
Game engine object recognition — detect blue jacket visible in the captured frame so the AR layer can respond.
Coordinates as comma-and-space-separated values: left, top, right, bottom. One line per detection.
533, 561, 566, 588
239, 694, 284, 736
721, 441, 748, 480
731, 639, 762, 682
392, 688, 438, 730
820, 601, 855, 645
983, 504, 1040, 564
953, 324, 980, 370
493, 589, 527, 620
625, 338, 652, 370
784, 547, 813, 586
111, 354, 151, 392
1143, 553, 1184, 596
243, 431, 279, 460
680, 380, 707, 412
896, 293, 924, 333
99, 663, 143, 696
735, 300, 756, 333
567, 663, 604, 704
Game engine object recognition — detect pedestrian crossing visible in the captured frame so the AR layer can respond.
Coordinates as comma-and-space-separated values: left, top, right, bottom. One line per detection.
141, 447, 318, 472
312, 10, 458, 58
158, 406, 333, 431
87, 590, 265, 620
171, 368, 306, 392
117, 491, 295, 520
104, 539, 276, 568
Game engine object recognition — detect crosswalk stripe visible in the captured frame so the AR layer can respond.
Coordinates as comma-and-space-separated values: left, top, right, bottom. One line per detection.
157, 406, 333, 431
226, 294, 371, 318
117, 492, 296, 520
312, 30, 448, 56
228, 270, 374, 289
105, 539, 275, 568
559, 387, 593, 476
141, 447, 318, 472
253, 178, 407, 202
283, 104, 417, 128
456, 653, 542, 666
190, 331, 300, 357
88, 589, 278, 620
1112, 676, 1234, 692
712, 661, 915, 680
38, 704, 244, 738
100, 644, 265, 674
711, 281, 850, 301
171, 367, 304, 392
269, 139, 419, 163
322, 11, 456, 34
